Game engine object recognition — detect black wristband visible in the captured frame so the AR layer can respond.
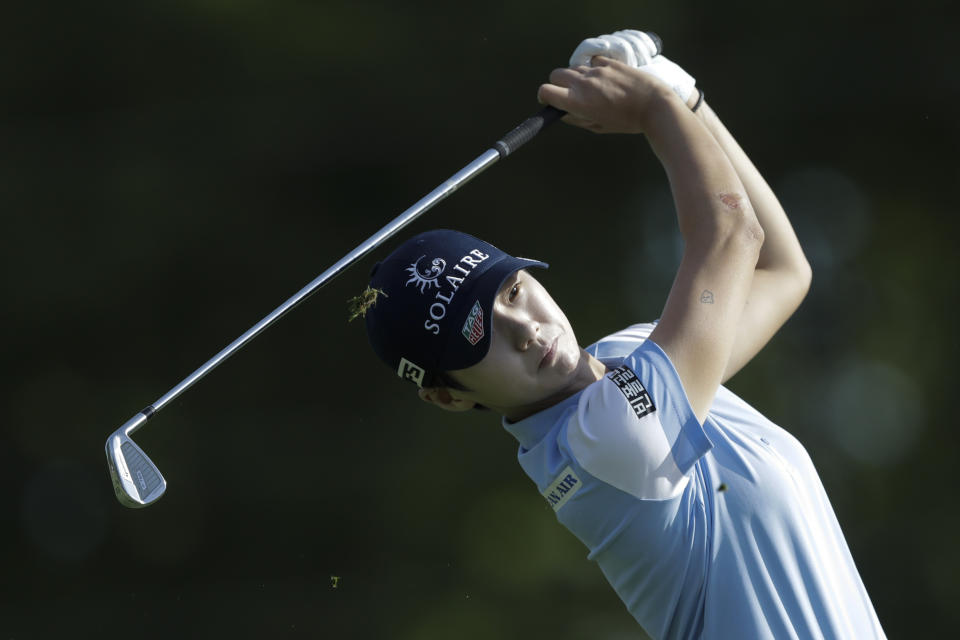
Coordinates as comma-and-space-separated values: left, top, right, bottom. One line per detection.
691, 88, 705, 113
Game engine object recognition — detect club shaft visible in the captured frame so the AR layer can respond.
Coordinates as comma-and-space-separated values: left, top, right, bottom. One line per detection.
119, 104, 566, 432
143, 148, 501, 419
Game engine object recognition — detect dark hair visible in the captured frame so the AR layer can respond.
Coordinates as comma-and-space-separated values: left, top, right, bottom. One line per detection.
429, 371, 468, 391
428, 371, 489, 412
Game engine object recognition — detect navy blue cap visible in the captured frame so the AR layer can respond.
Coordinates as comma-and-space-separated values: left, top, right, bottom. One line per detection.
364, 229, 548, 387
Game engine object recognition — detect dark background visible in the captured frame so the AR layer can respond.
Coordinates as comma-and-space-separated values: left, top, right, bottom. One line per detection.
2, 1, 957, 638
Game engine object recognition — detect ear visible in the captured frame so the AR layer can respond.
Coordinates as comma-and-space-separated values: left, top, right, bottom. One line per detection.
418, 386, 476, 412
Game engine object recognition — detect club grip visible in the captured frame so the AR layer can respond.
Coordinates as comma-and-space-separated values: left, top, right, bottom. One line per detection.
494, 106, 565, 158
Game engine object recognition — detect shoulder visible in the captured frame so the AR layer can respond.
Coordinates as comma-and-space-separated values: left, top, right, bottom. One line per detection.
565, 348, 708, 501
586, 322, 658, 360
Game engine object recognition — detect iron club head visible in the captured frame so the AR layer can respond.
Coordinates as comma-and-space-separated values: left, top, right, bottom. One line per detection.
105, 413, 166, 507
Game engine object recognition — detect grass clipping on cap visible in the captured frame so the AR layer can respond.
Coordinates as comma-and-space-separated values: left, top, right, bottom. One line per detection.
347, 287, 387, 321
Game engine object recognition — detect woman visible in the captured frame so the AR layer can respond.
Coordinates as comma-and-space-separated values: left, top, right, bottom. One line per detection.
354, 31, 885, 639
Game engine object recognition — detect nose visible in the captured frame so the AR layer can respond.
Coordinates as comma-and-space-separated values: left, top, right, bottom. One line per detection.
497, 308, 540, 351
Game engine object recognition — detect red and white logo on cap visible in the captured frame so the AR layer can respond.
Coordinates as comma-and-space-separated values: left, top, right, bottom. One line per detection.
461, 301, 484, 346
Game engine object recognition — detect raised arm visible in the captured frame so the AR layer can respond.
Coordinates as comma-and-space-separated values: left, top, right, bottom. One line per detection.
539, 58, 764, 423
691, 101, 812, 382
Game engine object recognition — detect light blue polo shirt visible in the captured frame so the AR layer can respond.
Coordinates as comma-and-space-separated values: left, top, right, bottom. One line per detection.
503, 323, 886, 639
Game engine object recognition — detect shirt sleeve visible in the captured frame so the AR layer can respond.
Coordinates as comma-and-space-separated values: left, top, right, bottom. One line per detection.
565, 338, 713, 501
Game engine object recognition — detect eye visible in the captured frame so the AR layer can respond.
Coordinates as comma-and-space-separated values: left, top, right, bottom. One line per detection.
508, 283, 521, 302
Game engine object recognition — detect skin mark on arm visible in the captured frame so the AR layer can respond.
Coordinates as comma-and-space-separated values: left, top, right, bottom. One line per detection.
718, 192, 744, 210
700, 290, 715, 304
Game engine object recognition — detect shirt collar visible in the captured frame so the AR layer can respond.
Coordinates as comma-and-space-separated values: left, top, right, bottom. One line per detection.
501, 391, 583, 450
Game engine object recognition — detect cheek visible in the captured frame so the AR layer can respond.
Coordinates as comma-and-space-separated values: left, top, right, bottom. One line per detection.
560, 328, 579, 355
462, 351, 524, 393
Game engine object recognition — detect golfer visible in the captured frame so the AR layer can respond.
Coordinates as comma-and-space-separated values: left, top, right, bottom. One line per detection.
354, 31, 886, 639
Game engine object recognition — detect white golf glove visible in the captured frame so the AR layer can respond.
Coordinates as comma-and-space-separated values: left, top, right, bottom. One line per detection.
569, 29, 661, 68
569, 29, 699, 106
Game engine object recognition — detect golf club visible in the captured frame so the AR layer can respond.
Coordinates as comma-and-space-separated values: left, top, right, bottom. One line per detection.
105, 104, 565, 507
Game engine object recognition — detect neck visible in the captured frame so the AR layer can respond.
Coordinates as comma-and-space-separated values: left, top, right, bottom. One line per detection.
501, 349, 608, 422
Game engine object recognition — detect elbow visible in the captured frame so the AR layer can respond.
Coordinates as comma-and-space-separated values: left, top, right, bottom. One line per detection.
793, 256, 813, 309
721, 191, 765, 251
778, 252, 812, 311
785, 225, 813, 302
797, 257, 812, 298
729, 209, 765, 260
742, 214, 765, 250
684, 196, 764, 258
722, 193, 765, 252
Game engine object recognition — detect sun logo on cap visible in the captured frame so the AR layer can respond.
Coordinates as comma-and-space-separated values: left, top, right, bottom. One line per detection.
405, 256, 446, 293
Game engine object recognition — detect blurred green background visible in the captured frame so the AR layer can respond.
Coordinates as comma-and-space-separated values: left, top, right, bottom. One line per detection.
2, 0, 957, 638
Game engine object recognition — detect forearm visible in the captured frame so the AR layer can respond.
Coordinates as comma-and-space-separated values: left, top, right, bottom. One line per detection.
644, 94, 760, 243
687, 100, 811, 381
693, 102, 811, 279
642, 92, 765, 418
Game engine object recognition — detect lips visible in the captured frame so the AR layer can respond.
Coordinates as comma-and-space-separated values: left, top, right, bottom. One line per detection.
539, 336, 558, 370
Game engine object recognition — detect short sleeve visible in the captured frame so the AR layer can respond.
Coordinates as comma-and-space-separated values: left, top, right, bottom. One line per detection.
565, 339, 713, 501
